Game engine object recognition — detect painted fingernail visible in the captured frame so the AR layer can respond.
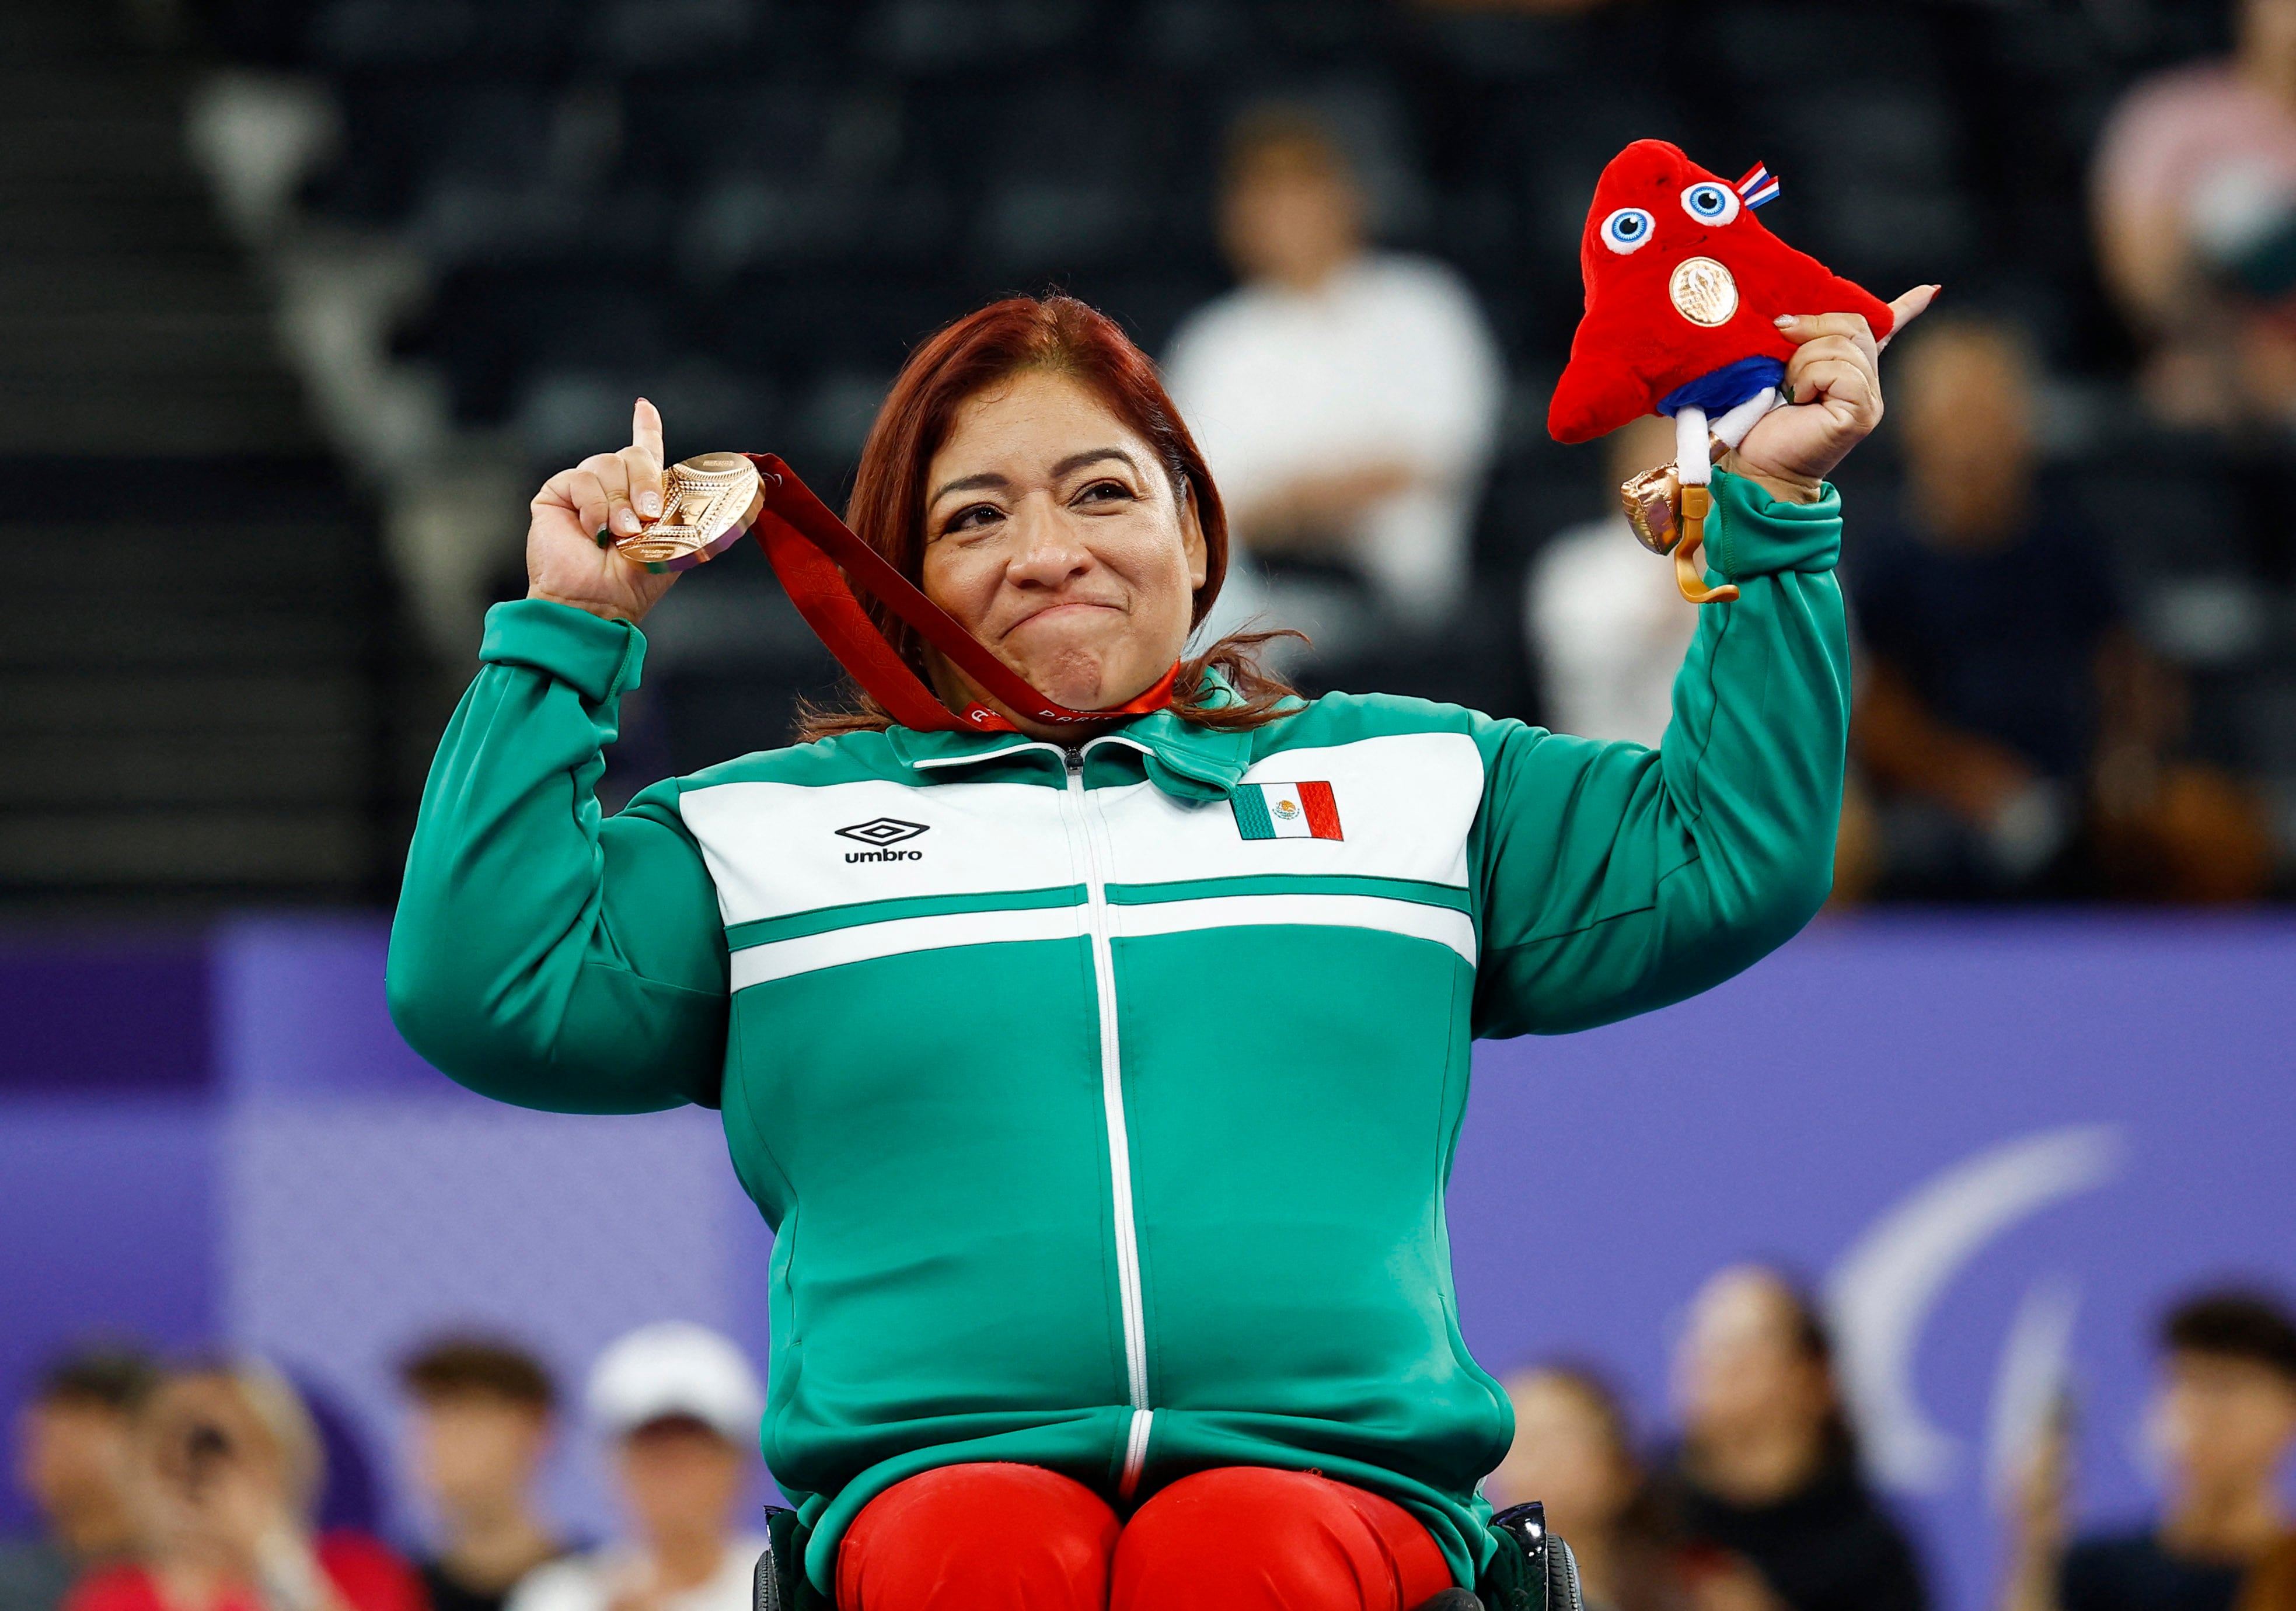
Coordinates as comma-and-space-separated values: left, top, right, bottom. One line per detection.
636, 490, 662, 518
612, 506, 641, 535
595, 528, 612, 547
1774, 314, 1798, 327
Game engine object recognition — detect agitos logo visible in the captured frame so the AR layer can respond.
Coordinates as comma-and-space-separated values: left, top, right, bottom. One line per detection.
835, 818, 929, 863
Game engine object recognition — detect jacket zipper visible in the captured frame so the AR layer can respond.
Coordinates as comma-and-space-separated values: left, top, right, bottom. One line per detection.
1066, 743, 1154, 1495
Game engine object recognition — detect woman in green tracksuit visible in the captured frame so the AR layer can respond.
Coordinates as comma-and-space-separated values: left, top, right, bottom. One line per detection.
388, 286, 1928, 1611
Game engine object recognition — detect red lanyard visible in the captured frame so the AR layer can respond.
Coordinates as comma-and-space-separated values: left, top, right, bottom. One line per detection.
744, 453, 1178, 735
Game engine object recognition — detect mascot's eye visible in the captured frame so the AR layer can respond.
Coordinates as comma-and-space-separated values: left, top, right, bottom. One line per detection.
1600, 207, 1655, 254
1680, 181, 1740, 225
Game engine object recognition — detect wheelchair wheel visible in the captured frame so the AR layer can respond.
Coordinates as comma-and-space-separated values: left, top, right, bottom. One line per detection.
753, 1541, 781, 1611
1545, 1531, 1584, 1611
756, 1504, 815, 1611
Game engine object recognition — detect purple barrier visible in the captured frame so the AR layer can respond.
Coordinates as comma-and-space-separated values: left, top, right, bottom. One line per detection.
1447, 914, 2296, 1611
0, 932, 209, 1093
4, 913, 2292, 1611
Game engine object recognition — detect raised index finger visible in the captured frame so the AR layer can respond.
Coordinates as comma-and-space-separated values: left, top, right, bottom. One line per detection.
631, 396, 665, 464
1774, 312, 1878, 371
1879, 284, 1941, 350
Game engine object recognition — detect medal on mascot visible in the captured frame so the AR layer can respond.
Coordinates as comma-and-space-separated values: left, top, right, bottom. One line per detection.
610, 453, 1178, 734
1550, 139, 1896, 604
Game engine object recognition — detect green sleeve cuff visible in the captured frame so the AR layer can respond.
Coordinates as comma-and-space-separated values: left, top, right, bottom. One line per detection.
1705, 467, 1843, 581
479, 599, 647, 703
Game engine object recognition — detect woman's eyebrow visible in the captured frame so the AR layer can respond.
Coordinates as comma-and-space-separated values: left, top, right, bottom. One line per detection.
1051, 448, 1139, 480
929, 470, 1009, 506
929, 449, 1138, 509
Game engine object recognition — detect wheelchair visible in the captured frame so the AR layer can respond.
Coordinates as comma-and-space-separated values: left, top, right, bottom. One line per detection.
750, 1495, 1583, 1611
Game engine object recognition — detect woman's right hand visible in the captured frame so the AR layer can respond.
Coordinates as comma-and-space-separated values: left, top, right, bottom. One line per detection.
526, 399, 679, 625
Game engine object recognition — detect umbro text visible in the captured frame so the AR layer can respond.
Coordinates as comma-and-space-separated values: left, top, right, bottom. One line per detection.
846, 848, 924, 863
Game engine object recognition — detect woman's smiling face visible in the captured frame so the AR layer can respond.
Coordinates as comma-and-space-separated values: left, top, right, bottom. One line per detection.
919, 368, 1208, 733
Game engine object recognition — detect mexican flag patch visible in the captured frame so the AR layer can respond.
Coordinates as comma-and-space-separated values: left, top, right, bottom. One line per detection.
1231, 781, 1342, 841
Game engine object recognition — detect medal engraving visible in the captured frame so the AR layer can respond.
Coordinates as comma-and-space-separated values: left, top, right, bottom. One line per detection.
1621, 463, 1683, 554
1669, 256, 1739, 327
616, 452, 765, 572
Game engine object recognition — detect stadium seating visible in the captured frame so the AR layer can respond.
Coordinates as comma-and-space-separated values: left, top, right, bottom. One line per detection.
194, 0, 2295, 806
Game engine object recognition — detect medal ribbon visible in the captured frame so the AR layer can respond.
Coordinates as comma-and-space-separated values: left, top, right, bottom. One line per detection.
744, 453, 1180, 735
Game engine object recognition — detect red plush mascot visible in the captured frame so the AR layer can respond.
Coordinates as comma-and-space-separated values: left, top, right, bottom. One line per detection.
1550, 139, 1895, 602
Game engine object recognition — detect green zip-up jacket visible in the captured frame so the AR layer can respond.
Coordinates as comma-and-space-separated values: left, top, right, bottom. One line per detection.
387, 468, 1848, 1595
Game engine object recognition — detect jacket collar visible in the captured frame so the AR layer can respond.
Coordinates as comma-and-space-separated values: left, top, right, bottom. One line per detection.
885, 677, 1269, 802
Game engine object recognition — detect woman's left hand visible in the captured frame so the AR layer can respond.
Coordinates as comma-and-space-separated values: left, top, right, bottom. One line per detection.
1726, 284, 1938, 502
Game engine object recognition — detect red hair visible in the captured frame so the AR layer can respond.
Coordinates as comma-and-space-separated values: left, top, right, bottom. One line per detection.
794, 293, 1299, 742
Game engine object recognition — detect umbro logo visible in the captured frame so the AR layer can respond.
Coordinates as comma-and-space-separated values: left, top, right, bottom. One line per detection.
836, 817, 929, 863
837, 817, 928, 845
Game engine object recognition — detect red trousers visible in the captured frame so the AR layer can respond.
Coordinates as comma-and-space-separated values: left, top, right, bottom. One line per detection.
836, 1462, 1455, 1611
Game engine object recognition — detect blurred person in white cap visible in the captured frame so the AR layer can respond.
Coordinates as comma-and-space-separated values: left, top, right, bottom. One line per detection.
504, 1326, 763, 1611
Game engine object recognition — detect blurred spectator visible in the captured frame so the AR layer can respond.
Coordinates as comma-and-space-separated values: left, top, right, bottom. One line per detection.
2094, 0, 2296, 428
1849, 317, 2273, 901
1166, 105, 1503, 655
2002, 1290, 2296, 1611
2, 1350, 158, 1611
1524, 414, 1696, 747
1417, 0, 1618, 11
1663, 1266, 1926, 1611
66, 1362, 422, 1611
398, 1340, 568, 1611
1487, 1365, 1692, 1611
505, 1327, 763, 1611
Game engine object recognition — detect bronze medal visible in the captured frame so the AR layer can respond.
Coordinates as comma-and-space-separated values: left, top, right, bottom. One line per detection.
1619, 453, 1737, 606
1620, 463, 1683, 554
615, 452, 766, 572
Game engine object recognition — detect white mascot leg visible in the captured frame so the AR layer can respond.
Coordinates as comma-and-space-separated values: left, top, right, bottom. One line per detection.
1666, 404, 1737, 605
1674, 405, 1710, 487
1712, 387, 1780, 452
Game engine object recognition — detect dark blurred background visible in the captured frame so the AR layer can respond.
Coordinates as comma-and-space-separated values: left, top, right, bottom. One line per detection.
8, 0, 2296, 915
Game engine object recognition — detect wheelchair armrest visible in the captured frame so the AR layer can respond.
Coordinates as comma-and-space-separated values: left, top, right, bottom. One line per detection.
1485, 1501, 1585, 1611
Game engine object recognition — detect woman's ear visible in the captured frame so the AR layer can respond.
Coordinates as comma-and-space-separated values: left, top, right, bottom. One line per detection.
1180, 478, 1209, 591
